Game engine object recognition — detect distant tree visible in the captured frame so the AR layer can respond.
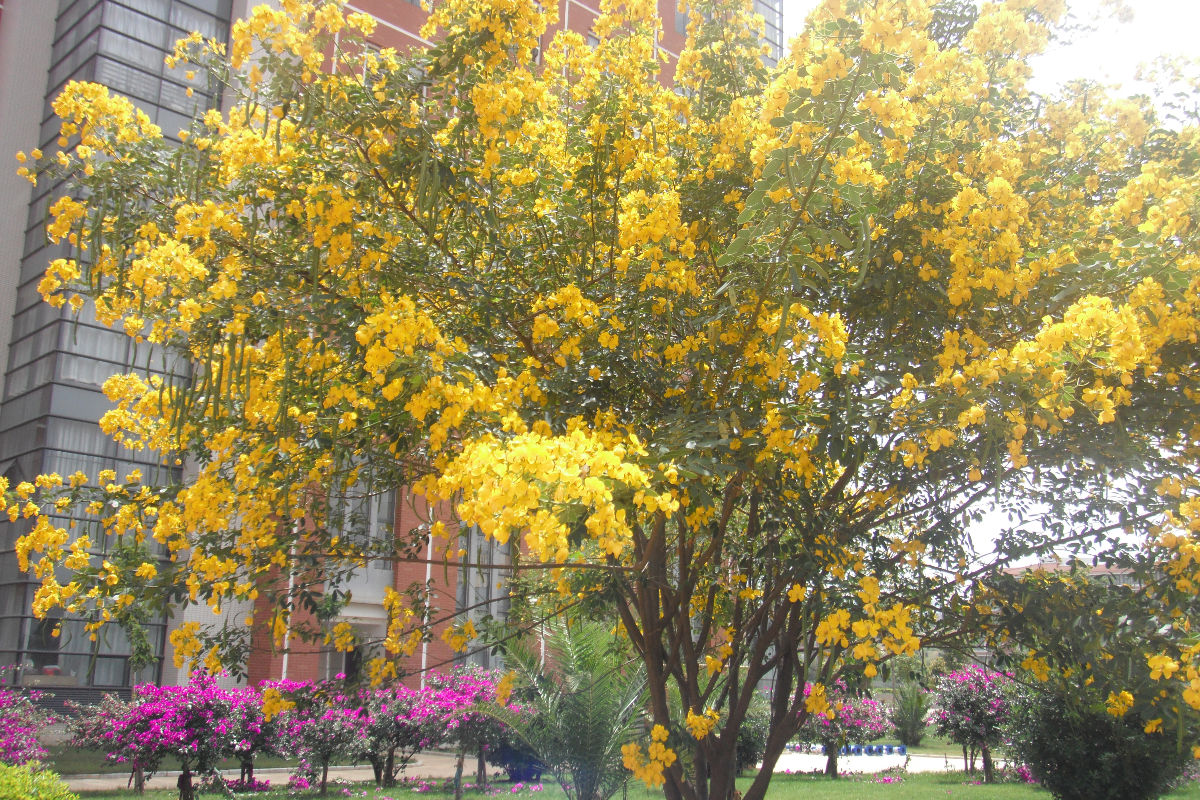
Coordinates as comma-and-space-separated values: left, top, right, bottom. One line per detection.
797, 682, 888, 778
933, 666, 1011, 783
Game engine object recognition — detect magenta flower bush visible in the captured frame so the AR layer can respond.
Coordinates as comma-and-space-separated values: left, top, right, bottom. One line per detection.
66, 667, 518, 798
357, 683, 447, 787
268, 666, 518, 794
104, 672, 240, 800
70, 674, 283, 798
0, 686, 54, 766
932, 665, 1012, 783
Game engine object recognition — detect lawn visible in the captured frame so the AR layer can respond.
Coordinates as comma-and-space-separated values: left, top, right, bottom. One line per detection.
69, 772, 1200, 800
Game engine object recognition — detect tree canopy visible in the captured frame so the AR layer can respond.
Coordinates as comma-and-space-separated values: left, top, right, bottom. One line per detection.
8, 1, 1200, 799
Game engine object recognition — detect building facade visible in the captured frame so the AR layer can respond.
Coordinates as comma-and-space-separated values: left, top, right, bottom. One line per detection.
0, 0, 783, 697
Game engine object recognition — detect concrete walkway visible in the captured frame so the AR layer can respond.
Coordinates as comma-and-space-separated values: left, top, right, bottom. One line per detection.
65, 751, 465, 793
65, 749, 989, 792
771, 749, 987, 775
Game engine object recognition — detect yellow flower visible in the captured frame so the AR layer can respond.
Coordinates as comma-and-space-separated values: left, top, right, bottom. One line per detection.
685, 707, 720, 740
1105, 690, 1134, 718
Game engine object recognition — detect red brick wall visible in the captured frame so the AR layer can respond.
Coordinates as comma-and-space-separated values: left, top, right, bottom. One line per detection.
393, 487, 462, 687
350, 0, 431, 52
246, 570, 327, 685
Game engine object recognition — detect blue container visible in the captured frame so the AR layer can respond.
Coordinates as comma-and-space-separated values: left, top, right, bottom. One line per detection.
851, 745, 862, 756
885, 745, 894, 755
897, 745, 907, 755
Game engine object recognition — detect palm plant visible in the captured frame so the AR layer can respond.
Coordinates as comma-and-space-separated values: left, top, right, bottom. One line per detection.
498, 620, 646, 800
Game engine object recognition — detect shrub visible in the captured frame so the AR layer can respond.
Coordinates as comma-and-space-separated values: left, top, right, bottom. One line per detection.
1006, 687, 1188, 800
496, 621, 644, 800
0, 763, 78, 800
889, 681, 928, 747
735, 693, 771, 775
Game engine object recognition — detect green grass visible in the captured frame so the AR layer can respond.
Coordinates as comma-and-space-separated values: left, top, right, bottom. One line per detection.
69, 772, 1200, 800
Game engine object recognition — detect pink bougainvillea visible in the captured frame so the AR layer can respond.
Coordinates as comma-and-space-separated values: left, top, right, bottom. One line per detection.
933, 665, 1012, 783
0, 685, 53, 765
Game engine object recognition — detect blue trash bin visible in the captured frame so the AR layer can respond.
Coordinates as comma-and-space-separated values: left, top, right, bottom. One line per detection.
897, 745, 907, 755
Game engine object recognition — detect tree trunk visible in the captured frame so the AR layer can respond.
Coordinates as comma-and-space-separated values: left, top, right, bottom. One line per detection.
477, 746, 487, 786
453, 749, 466, 800
128, 765, 145, 794
824, 747, 839, 779
981, 744, 994, 784
740, 714, 797, 800
705, 743, 741, 800
240, 757, 254, 784
384, 747, 397, 787
320, 760, 330, 796
177, 765, 194, 800
962, 743, 969, 773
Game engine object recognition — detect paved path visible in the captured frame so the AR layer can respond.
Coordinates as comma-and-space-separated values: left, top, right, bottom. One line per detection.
65, 751, 465, 793
65, 749, 987, 792
771, 750, 983, 774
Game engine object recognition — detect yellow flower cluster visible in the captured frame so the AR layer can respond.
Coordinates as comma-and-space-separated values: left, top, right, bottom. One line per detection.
441, 619, 479, 653
685, 707, 720, 740
621, 724, 677, 788
432, 427, 665, 562
261, 686, 296, 721
1105, 690, 1134, 718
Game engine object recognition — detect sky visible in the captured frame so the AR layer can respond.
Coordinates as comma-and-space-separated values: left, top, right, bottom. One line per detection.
779, 0, 1200, 95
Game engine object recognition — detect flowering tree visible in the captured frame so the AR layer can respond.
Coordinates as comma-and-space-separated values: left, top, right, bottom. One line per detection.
933, 666, 1011, 783
67, 694, 145, 792
225, 685, 284, 786
426, 666, 512, 794
0, 686, 53, 766
357, 681, 464, 788
266, 679, 368, 796
796, 682, 888, 778
94, 673, 239, 800
10, 2, 1200, 800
